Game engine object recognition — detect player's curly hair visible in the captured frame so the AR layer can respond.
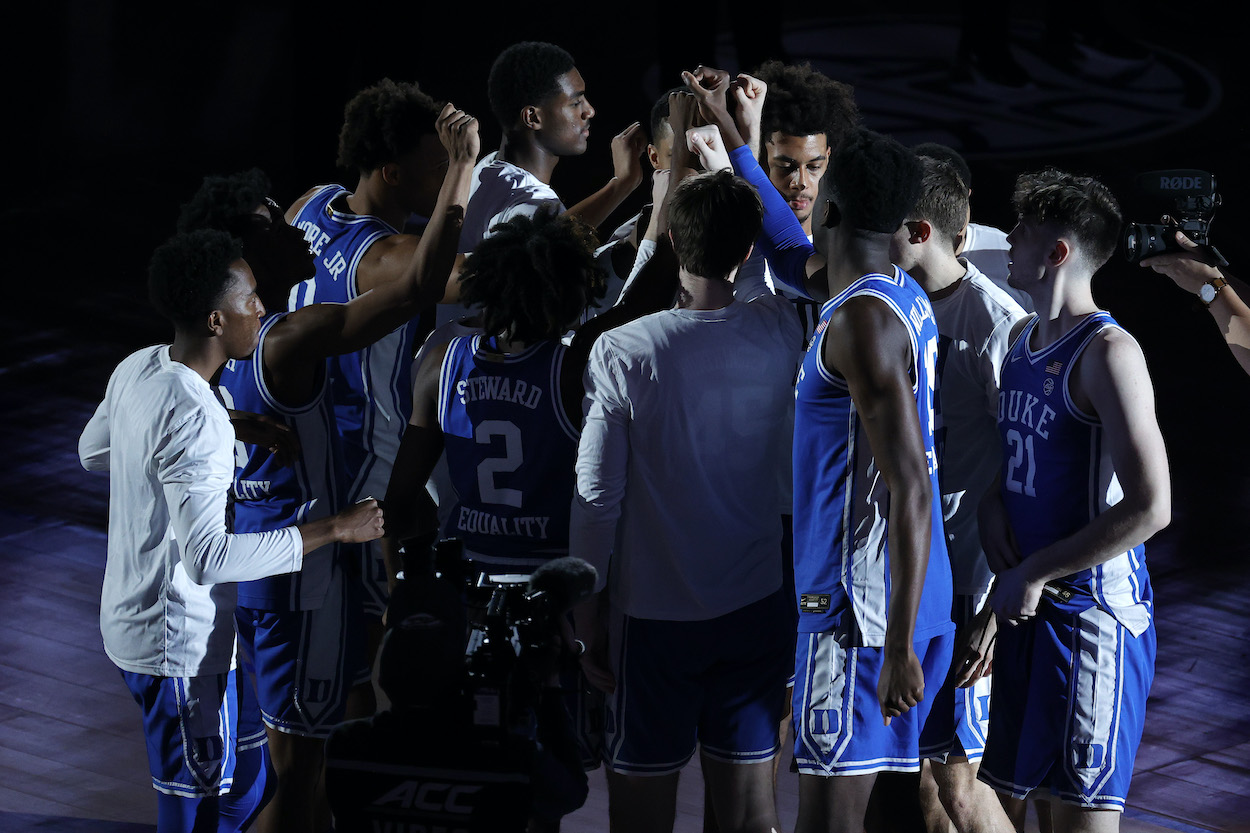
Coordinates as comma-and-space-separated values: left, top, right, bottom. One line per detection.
1012, 168, 1123, 269
458, 210, 606, 343
827, 128, 921, 234
177, 168, 270, 236
913, 157, 970, 252
753, 60, 859, 150
488, 41, 576, 131
669, 170, 763, 280
336, 78, 441, 173
148, 229, 243, 328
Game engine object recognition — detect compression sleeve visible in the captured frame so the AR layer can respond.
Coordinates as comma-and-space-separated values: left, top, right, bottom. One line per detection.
730, 144, 816, 299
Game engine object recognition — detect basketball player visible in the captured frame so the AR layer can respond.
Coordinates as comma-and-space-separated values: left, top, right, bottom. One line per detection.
690, 67, 955, 833
177, 104, 478, 833
460, 40, 646, 248
978, 169, 1170, 832
912, 143, 1032, 313
750, 59, 858, 241
79, 228, 384, 833
889, 156, 1023, 833
385, 211, 604, 572
570, 162, 802, 833
730, 62, 859, 314
587, 86, 684, 316
688, 63, 860, 831
751, 59, 858, 300
384, 167, 680, 575
431, 41, 645, 345
384, 174, 679, 781
285, 78, 454, 686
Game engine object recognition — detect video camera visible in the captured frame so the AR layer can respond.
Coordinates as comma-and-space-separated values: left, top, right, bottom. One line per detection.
393, 537, 597, 748
1121, 169, 1226, 266
325, 538, 594, 833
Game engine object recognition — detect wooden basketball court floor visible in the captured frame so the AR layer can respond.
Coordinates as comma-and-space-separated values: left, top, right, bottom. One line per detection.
2, 286, 1248, 833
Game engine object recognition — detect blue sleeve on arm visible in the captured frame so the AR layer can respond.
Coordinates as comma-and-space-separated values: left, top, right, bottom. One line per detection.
730, 144, 815, 299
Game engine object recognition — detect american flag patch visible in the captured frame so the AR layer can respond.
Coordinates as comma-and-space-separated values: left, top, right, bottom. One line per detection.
1045, 360, 1063, 375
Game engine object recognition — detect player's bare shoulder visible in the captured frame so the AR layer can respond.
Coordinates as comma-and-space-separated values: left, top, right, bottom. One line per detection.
357, 231, 421, 279
1006, 313, 1036, 349
285, 185, 324, 222
824, 293, 913, 376
1070, 319, 1151, 417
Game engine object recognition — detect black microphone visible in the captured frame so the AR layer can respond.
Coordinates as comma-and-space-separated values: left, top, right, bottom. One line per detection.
1134, 169, 1217, 203
525, 557, 598, 614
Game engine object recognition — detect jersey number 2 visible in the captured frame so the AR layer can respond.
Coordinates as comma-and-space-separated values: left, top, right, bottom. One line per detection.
476, 420, 523, 507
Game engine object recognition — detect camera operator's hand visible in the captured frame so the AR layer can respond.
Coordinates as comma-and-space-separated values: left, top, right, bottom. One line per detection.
1142, 226, 1250, 379
1140, 228, 1223, 295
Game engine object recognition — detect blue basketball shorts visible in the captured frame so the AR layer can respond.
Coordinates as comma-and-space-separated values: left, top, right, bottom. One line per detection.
793, 624, 955, 776
234, 568, 366, 738
121, 666, 267, 799
927, 592, 993, 763
978, 598, 1155, 810
602, 589, 793, 775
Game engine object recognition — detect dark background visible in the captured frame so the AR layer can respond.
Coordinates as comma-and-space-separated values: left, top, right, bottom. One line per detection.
8, 0, 1250, 560
2, 8, 1247, 828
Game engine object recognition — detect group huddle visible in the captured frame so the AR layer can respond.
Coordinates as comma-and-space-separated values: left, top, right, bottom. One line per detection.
82, 37, 1172, 833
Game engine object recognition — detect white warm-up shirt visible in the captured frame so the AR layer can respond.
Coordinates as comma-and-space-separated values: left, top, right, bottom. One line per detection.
930, 263, 1026, 595
79, 345, 303, 677
963, 222, 1034, 313
571, 267, 803, 620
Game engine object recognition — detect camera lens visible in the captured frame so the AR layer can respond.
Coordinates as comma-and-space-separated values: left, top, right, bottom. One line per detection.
1122, 223, 1172, 264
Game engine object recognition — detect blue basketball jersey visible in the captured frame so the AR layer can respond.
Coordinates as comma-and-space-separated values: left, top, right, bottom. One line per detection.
288, 184, 414, 502
436, 335, 579, 569
997, 312, 1152, 635
791, 268, 952, 645
217, 313, 348, 611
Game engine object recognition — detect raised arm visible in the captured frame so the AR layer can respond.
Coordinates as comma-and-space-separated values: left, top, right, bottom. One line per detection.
990, 328, 1170, 622
381, 340, 449, 587
265, 105, 478, 378
564, 122, 647, 229
564, 240, 678, 417
606, 166, 680, 314
680, 66, 826, 300
732, 72, 767, 161
563, 173, 679, 423
825, 297, 935, 724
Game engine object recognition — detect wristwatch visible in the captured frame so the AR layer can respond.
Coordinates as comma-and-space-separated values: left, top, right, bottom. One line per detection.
1199, 275, 1228, 306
